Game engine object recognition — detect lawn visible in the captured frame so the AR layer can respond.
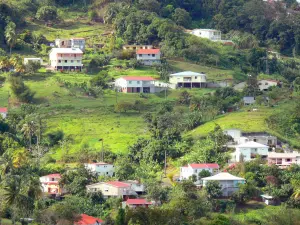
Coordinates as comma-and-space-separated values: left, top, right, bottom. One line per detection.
188, 106, 275, 138
3, 70, 214, 159
168, 59, 234, 82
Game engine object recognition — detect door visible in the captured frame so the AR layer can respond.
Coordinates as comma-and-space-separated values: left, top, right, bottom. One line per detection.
143, 87, 150, 93
137, 87, 141, 93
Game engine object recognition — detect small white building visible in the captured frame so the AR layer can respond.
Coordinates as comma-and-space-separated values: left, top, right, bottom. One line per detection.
169, 71, 207, 88
24, 58, 43, 65
0, 108, 8, 119
258, 79, 278, 91
180, 163, 219, 181
115, 76, 156, 93
40, 173, 66, 195
202, 172, 245, 197
243, 96, 255, 105
136, 49, 161, 65
123, 45, 153, 50
190, 29, 222, 41
49, 48, 83, 71
235, 141, 269, 162
84, 162, 115, 177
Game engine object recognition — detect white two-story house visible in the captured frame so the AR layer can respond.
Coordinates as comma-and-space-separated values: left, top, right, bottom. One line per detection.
40, 173, 66, 196
136, 49, 161, 65
190, 29, 222, 41
84, 162, 115, 177
115, 76, 156, 93
169, 71, 207, 88
49, 48, 83, 71
180, 163, 219, 181
202, 172, 245, 196
235, 141, 269, 162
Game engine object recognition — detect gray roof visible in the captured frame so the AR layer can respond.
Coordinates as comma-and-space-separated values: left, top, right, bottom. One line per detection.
170, 71, 206, 76
243, 96, 255, 103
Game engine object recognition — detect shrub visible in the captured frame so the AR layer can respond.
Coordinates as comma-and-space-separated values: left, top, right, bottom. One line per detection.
9, 75, 35, 102
47, 130, 64, 146
25, 61, 41, 74
36, 6, 58, 22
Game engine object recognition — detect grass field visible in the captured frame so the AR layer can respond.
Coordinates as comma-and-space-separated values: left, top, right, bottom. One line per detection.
188, 106, 275, 138
2, 69, 214, 159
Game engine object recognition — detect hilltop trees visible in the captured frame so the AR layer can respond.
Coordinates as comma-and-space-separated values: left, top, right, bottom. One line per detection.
36, 6, 58, 22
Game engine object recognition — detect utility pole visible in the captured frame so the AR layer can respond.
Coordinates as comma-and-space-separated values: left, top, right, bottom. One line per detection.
99, 138, 104, 162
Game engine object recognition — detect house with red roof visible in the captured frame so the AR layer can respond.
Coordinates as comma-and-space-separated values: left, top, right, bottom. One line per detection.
75, 214, 103, 225
115, 76, 156, 93
86, 181, 138, 200
180, 163, 220, 182
40, 173, 66, 196
136, 48, 161, 65
122, 198, 152, 209
84, 162, 115, 177
0, 107, 7, 119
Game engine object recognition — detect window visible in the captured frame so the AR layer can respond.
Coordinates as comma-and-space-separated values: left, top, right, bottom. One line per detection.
74, 54, 76, 57
139, 54, 142, 57
137, 81, 140, 84
253, 139, 257, 142
286, 158, 291, 162
58, 60, 61, 63
195, 76, 197, 79
152, 54, 155, 57
65, 60, 67, 63
129, 81, 132, 84
253, 148, 257, 152
77, 60, 80, 63
259, 83, 262, 85
71, 60, 74, 63
148, 54, 150, 56
61, 54, 63, 57
265, 82, 268, 85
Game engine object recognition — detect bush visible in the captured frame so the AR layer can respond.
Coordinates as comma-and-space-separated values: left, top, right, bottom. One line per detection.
25, 61, 41, 74
88, 11, 98, 21
36, 6, 58, 22
47, 130, 64, 146
9, 75, 35, 103
115, 101, 133, 113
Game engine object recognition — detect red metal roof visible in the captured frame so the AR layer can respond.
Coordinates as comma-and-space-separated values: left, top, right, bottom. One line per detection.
121, 76, 155, 81
126, 198, 152, 205
136, 49, 160, 54
106, 181, 130, 188
189, 163, 219, 169
0, 108, 7, 113
45, 173, 61, 178
75, 214, 103, 225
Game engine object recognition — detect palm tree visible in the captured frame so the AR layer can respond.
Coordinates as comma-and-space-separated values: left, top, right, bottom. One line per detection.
0, 56, 11, 72
5, 22, 17, 55
0, 154, 13, 179
21, 121, 36, 148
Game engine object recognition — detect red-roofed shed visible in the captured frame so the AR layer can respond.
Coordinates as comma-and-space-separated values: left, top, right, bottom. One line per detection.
125, 199, 152, 208
136, 49, 160, 54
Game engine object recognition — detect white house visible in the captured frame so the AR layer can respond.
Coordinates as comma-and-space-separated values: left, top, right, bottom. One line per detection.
258, 79, 278, 91
202, 172, 245, 196
40, 173, 66, 195
224, 129, 277, 146
0, 108, 8, 119
243, 96, 255, 105
268, 152, 300, 169
49, 48, 83, 71
55, 38, 86, 51
24, 58, 43, 65
235, 141, 269, 162
71, 38, 86, 51
123, 45, 153, 51
115, 76, 156, 93
190, 29, 222, 41
84, 162, 115, 177
136, 49, 161, 65
169, 71, 207, 88
86, 181, 138, 200
180, 163, 220, 181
